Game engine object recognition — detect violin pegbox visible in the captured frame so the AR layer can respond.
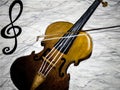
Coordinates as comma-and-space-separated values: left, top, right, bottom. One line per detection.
100, 0, 108, 7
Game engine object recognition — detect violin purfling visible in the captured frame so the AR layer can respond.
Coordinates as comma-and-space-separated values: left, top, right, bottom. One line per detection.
10, 0, 108, 90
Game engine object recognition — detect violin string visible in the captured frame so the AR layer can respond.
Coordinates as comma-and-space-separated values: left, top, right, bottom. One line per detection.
41, 37, 78, 76
43, 50, 61, 75
38, 48, 54, 74
38, 32, 73, 76
45, 53, 63, 77
38, 38, 68, 76
38, 30, 73, 75
39, 48, 58, 74
38, 35, 67, 75
38, 47, 56, 74
42, 31, 76, 76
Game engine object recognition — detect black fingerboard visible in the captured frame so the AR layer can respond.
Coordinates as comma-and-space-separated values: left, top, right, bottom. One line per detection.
54, 0, 101, 54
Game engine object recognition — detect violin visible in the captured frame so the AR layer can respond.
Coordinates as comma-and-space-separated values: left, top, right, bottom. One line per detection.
10, 0, 108, 90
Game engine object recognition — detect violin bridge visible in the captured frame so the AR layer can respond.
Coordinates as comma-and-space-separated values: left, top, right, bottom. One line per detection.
42, 56, 55, 67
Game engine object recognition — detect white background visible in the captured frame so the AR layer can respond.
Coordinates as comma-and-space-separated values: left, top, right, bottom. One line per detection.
0, 0, 120, 90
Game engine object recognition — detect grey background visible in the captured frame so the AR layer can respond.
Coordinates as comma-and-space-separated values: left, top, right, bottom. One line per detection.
0, 0, 120, 90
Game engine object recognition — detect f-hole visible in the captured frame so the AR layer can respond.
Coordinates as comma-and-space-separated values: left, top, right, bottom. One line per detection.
59, 58, 66, 77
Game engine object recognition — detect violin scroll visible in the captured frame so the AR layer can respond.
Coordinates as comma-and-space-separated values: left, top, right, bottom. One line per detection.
100, 0, 108, 7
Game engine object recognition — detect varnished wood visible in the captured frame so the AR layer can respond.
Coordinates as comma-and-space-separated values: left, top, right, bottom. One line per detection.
10, 0, 107, 89
10, 21, 92, 90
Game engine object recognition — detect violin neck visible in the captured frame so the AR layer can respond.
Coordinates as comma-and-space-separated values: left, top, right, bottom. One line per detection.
69, 0, 101, 33
54, 0, 101, 54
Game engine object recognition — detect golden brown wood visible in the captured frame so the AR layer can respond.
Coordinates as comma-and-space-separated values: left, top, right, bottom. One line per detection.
10, 21, 92, 90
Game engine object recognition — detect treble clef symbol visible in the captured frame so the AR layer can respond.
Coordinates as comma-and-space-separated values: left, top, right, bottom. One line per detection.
1, 0, 23, 55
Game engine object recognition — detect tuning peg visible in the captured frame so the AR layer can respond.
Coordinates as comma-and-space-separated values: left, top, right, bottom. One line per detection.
100, 0, 108, 7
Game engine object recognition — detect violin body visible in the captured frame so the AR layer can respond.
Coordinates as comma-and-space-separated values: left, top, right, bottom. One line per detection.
10, 21, 92, 90
10, 0, 108, 89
